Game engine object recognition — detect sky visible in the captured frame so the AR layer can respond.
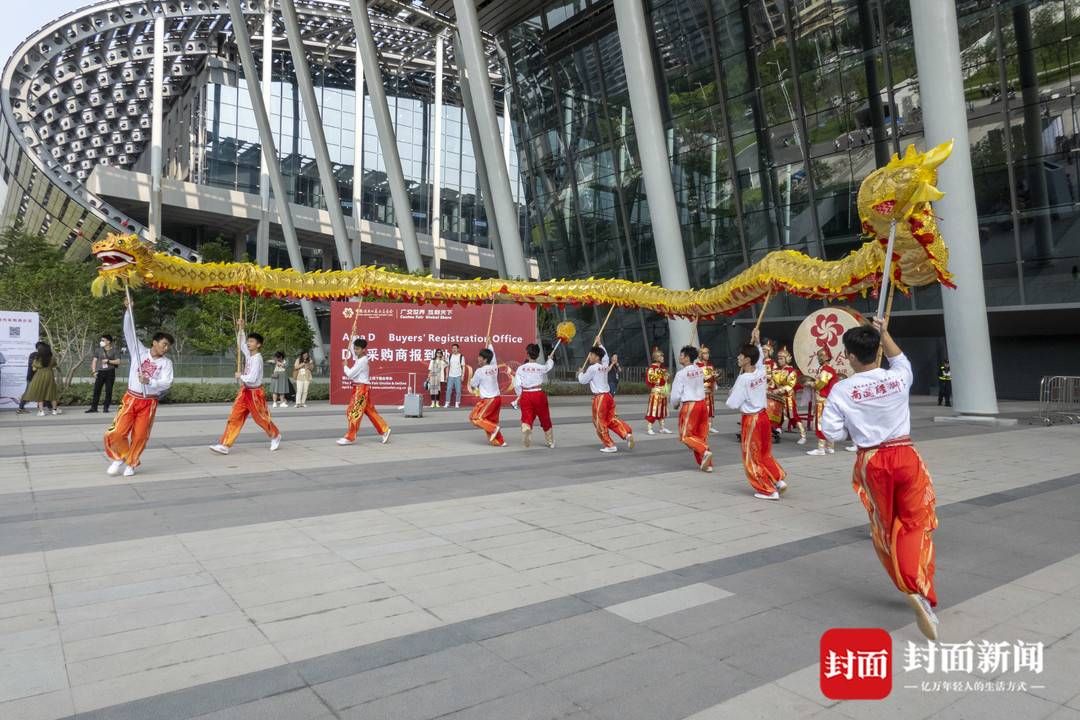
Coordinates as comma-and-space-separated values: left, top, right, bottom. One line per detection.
1, 0, 84, 69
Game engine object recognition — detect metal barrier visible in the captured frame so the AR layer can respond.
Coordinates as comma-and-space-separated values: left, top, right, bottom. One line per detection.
1038, 375, 1080, 425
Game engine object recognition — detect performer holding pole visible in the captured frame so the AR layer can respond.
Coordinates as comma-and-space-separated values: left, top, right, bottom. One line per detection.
696, 346, 719, 435
577, 307, 634, 453
669, 344, 712, 472
210, 314, 281, 455
806, 347, 840, 456
820, 317, 939, 640
469, 299, 506, 447
645, 347, 672, 435
104, 292, 174, 477
339, 335, 392, 446
774, 346, 807, 444
725, 327, 788, 500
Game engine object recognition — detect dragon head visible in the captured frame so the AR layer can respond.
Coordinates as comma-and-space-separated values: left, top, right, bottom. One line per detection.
856, 141, 955, 290
90, 233, 154, 296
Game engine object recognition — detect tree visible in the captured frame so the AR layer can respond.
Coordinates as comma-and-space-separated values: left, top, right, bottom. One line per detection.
0, 230, 124, 388
174, 293, 315, 360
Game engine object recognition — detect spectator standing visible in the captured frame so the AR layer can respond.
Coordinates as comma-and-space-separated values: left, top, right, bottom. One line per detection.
87, 333, 120, 413
607, 353, 621, 396
293, 351, 314, 407
270, 351, 290, 408
446, 343, 466, 408
21, 342, 60, 416
427, 349, 448, 407
937, 359, 952, 407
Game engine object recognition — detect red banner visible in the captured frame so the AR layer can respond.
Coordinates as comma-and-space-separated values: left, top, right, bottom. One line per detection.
329, 302, 537, 406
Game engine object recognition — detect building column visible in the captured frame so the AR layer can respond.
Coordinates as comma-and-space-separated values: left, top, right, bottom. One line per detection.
281, 0, 354, 270
455, 35, 507, 278
347, 0, 424, 272
451, 0, 529, 279
148, 16, 165, 244
502, 90, 512, 174
612, 0, 692, 355
431, 33, 444, 277
910, 0, 997, 414
256, 5, 272, 267
352, 40, 364, 264
226, 0, 325, 364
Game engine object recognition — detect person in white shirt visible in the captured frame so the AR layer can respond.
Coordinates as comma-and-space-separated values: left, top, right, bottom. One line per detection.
468, 342, 506, 446
820, 318, 939, 641
445, 343, 467, 408
725, 328, 787, 500
513, 343, 556, 448
210, 322, 281, 455
669, 345, 712, 472
337, 336, 392, 445
577, 344, 634, 453
104, 295, 174, 477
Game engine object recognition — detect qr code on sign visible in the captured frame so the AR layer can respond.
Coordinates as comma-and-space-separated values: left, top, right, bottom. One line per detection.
8, 326, 20, 338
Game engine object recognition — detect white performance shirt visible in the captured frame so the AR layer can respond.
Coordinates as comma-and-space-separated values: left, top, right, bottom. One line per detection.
514, 357, 554, 395
236, 330, 264, 387
122, 308, 174, 397
724, 344, 767, 415
669, 363, 706, 408
576, 346, 611, 394
821, 352, 913, 448
447, 352, 466, 378
344, 349, 370, 384
469, 345, 501, 399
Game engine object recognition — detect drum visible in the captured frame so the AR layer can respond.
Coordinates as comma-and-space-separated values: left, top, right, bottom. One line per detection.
793, 306, 865, 378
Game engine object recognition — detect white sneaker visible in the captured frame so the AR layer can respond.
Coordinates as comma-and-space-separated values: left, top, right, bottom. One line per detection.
455, 403, 460, 408
796, 436, 807, 445
709, 427, 720, 435
106, 460, 124, 476
489, 426, 501, 443
826, 447, 836, 454
907, 593, 939, 641
272, 401, 278, 408
522, 427, 532, 448
600, 446, 618, 453
52, 408, 62, 415
806, 448, 826, 456
626, 434, 635, 450
270, 435, 281, 451
381, 428, 392, 444
660, 427, 673, 434
754, 491, 781, 501
123, 465, 135, 477
703, 465, 714, 473
845, 445, 857, 452
699, 450, 713, 471
510, 401, 519, 410
281, 402, 289, 408
336, 437, 355, 445
37, 410, 45, 416
647, 427, 656, 435
776, 479, 788, 494
209, 444, 230, 455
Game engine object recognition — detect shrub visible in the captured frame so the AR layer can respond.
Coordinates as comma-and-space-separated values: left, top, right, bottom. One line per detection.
58, 381, 330, 406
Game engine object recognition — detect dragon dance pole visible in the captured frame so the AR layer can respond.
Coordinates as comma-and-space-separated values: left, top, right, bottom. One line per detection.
875, 219, 899, 321
580, 306, 616, 374
124, 286, 148, 396
753, 289, 774, 334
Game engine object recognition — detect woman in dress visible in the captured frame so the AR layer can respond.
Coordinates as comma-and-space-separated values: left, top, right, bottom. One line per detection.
426, 349, 448, 407
20, 342, 60, 416
293, 351, 314, 407
270, 351, 290, 408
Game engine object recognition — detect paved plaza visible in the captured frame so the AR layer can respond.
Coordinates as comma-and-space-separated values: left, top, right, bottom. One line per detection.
1, 396, 1079, 720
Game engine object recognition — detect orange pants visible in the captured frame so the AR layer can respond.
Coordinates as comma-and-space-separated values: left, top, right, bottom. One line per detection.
739, 410, 786, 494
705, 390, 715, 418
645, 391, 667, 422
592, 393, 632, 448
678, 400, 710, 466
104, 391, 160, 468
345, 383, 389, 440
853, 440, 938, 606
814, 398, 828, 440
471, 397, 505, 446
219, 386, 279, 447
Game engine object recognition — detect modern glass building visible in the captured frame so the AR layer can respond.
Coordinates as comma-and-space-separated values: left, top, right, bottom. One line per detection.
2, 0, 1078, 398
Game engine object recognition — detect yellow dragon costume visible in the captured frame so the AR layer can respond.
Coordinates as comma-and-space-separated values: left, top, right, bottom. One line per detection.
92, 142, 955, 315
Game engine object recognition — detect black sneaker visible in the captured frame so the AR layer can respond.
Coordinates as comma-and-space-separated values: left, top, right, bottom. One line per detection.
85, 408, 98, 413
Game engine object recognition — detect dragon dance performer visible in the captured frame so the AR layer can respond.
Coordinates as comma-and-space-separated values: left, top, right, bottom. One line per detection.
696, 346, 721, 435
763, 339, 784, 441
670, 345, 712, 472
725, 328, 788, 500
513, 343, 556, 449
774, 346, 807, 445
578, 344, 634, 453
821, 319, 939, 640
469, 341, 506, 447
210, 321, 281, 456
338, 336, 392, 446
645, 348, 672, 435
806, 348, 840, 456
104, 296, 174, 477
